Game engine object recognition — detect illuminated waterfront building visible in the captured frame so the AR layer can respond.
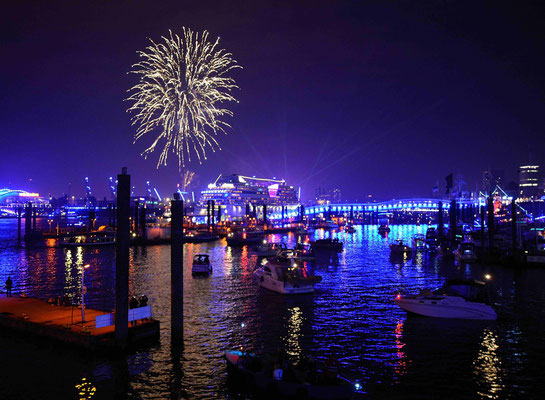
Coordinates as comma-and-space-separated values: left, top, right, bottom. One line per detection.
518, 165, 540, 199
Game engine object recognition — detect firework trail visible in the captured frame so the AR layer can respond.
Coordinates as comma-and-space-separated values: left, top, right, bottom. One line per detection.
127, 28, 241, 169
180, 170, 196, 192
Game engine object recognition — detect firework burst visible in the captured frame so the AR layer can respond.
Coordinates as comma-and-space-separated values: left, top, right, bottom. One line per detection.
126, 28, 241, 169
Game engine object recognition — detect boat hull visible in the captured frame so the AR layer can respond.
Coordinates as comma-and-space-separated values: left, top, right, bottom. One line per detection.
255, 272, 315, 294
395, 297, 497, 320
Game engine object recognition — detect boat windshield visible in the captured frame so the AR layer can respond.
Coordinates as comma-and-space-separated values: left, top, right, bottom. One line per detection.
436, 282, 489, 303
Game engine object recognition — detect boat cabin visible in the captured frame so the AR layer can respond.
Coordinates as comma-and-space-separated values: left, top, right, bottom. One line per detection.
193, 254, 210, 265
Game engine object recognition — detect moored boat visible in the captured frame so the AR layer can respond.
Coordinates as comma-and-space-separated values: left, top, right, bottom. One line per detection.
225, 350, 357, 400
309, 238, 343, 252
254, 241, 286, 257
394, 279, 497, 320
378, 224, 390, 234
454, 241, 478, 262
226, 230, 263, 246
412, 234, 426, 251
60, 233, 115, 247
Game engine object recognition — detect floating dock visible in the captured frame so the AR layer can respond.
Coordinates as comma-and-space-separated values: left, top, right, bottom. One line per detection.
0, 296, 160, 351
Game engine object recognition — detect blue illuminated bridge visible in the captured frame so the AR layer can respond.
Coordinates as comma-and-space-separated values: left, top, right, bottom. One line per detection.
304, 198, 479, 217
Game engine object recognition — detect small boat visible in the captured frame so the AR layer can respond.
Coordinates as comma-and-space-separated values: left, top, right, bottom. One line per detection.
184, 231, 219, 243
225, 350, 357, 400
254, 241, 286, 257
316, 220, 339, 230
295, 226, 310, 235
254, 251, 322, 294
394, 279, 497, 320
412, 234, 426, 251
226, 230, 263, 246
61, 233, 115, 247
192, 254, 212, 275
454, 241, 478, 262
294, 242, 316, 261
390, 239, 412, 254
309, 238, 343, 252
378, 224, 390, 234
345, 224, 356, 234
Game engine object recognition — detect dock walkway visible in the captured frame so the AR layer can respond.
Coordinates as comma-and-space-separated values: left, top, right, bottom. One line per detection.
0, 296, 160, 351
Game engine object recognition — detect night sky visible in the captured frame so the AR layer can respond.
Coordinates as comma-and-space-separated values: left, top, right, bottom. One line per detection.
1, 1, 544, 201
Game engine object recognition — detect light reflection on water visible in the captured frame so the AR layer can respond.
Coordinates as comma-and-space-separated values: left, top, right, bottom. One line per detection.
0, 219, 544, 399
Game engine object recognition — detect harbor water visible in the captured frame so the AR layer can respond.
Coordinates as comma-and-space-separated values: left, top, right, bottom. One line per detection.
0, 218, 544, 399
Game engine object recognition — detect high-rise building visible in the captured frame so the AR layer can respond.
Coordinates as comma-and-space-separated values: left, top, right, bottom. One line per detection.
518, 165, 540, 199
315, 187, 341, 204
482, 168, 505, 194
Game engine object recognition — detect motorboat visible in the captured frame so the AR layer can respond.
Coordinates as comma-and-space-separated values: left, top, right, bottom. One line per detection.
184, 231, 219, 243
316, 220, 339, 230
378, 224, 391, 234
61, 233, 115, 247
226, 230, 263, 246
309, 238, 343, 252
254, 240, 286, 257
390, 239, 412, 254
192, 254, 212, 275
254, 251, 322, 294
454, 241, 478, 262
412, 234, 426, 251
294, 242, 316, 261
345, 224, 356, 234
225, 350, 358, 400
425, 228, 439, 252
394, 279, 497, 320
295, 226, 312, 235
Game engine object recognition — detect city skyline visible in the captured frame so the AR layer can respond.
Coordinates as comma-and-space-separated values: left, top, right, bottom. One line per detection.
2, 1, 545, 201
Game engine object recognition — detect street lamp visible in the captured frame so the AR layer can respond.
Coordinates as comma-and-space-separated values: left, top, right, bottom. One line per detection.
81, 264, 90, 323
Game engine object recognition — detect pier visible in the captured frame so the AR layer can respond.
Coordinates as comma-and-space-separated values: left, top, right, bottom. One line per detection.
0, 296, 159, 351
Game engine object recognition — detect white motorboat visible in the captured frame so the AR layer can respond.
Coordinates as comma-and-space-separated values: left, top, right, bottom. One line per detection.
454, 241, 478, 262
61, 233, 115, 247
254, 251, 322, 294
394, 279, 497, 320
192, 254, 212, 275
390, 239, 412, 254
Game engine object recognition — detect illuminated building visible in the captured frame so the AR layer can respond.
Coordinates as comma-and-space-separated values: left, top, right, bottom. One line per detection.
200, 174, 298, 206
518, 165, 540, 199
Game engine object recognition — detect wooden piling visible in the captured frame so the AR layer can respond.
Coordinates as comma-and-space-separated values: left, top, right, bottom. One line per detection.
115, 167, 130, 349
171, 193, 184, 345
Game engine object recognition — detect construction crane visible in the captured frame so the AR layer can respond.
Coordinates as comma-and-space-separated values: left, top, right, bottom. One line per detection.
109, 177, 117, 199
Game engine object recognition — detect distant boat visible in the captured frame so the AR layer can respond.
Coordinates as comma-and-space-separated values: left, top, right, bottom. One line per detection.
345, 224, 356, 234
192, 254, 212, 275
226, 230, 263, 246
412, 234, 426, 251
394, 279, 497, 320
454, 241, 478, 262
254, 241, 286, 257
390, 239, 412, 254
378, 224, 390, 234
309, 238, 343, 252
60, 233, 115, 247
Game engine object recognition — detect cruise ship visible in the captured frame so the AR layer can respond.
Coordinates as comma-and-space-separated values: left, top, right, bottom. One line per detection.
200, 174, 298, 206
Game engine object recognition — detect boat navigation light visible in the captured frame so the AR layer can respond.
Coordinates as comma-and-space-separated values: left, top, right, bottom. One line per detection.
484, 274, 492, 280
263, 239, 267, 244
396, 294, 401, 300
354, 382, 362, 391
241, 322, 246, 328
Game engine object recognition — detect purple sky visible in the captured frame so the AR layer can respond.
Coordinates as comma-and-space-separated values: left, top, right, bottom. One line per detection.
1, 1, 544, 201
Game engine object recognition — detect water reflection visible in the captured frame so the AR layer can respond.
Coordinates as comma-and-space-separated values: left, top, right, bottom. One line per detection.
473, 328, 504, 399
0, 219, 544, 399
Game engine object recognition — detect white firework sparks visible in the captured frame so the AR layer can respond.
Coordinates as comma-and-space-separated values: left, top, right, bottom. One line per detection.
126, 28, 241, 169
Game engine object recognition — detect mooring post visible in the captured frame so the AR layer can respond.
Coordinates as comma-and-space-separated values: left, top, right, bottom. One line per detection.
300, 204, 305, 223
449, 199, 457, 245
140, 205, 146, 240
32, 204, 37, 232
487, 196, 495, 252
263, 204, 268, 227
211, 200, 215, 231
171, 193, 184, 345
511, 198, 517, 252
17, 206, 22, 241
480, 205, 485, 250
24, 202, 32, 239
134, 199, 139, 237
115, 167, 130, 349
206, 200, 211, 231
438, 201, 444, 245
217, 204, 221, 225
